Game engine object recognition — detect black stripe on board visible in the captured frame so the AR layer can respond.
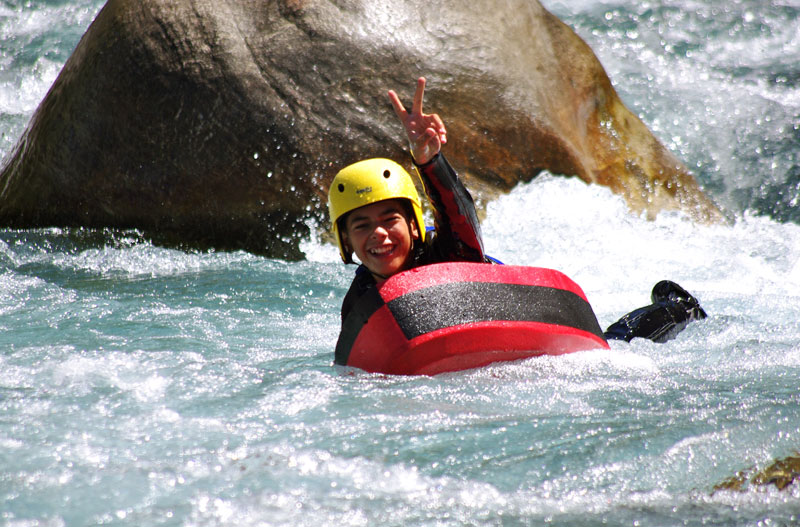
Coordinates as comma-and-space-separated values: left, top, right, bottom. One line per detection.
387, 282, 605, 341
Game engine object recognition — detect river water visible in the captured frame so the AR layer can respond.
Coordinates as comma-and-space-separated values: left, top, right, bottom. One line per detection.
1, 1, 799, 525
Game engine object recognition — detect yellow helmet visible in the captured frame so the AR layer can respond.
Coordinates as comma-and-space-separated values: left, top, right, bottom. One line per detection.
328, 158, 426, 263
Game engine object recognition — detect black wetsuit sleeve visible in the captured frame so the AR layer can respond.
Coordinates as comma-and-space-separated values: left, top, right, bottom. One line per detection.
415, 153, 485, 262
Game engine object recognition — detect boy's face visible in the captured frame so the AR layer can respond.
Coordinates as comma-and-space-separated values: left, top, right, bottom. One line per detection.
342, 198, 420, 283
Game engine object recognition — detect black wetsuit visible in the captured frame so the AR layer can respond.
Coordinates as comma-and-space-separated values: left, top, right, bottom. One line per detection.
339, 153, 486, 324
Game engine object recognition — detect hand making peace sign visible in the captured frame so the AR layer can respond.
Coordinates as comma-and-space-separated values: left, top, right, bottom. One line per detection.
388, 77, 447, 165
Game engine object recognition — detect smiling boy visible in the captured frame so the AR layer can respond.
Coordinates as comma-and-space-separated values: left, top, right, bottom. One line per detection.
328, 78, 487, 325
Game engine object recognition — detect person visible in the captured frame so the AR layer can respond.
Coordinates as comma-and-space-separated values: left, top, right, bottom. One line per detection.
327, 77, 705, 343
328, 77, 487, 324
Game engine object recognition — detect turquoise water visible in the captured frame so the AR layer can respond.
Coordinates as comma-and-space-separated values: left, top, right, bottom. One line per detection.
2, 1, 800, 525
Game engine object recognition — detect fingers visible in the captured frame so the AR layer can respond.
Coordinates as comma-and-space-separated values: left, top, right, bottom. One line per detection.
422, 127, 440, 151
413, 128, 441, 165
387, 89, 407, 121
389, 77, 430, 118
431, 113, 447, 145
388, 76, 445, 163
411, 77, 426, 115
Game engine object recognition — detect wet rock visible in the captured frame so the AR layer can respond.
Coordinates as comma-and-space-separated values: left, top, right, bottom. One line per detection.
0, 0, 723, 258
714, 452, 800, 492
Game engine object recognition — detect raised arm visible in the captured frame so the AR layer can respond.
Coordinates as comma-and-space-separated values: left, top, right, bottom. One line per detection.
388, 78, 485, 263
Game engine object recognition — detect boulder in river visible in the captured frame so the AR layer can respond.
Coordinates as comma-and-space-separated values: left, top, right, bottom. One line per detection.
0, 0, 723, 258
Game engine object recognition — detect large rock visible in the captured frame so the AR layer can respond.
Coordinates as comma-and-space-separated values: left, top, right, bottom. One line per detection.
0, 0, 723, 258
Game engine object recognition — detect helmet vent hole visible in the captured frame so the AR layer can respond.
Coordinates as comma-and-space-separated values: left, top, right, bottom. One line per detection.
383, 170, 391, 178
338, 183, 344, 192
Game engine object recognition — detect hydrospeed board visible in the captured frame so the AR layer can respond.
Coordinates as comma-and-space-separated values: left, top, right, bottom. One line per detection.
335, 262, 609, 375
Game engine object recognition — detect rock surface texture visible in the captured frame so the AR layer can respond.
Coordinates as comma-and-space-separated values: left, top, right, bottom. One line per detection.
0, 0, 722, 258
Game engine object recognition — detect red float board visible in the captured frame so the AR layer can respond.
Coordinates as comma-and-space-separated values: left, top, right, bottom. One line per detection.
336, 262, 609, 375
